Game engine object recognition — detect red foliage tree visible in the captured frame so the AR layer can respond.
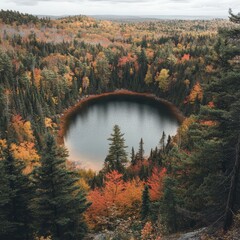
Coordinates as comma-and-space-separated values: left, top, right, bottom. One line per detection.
147, 167, 167, 201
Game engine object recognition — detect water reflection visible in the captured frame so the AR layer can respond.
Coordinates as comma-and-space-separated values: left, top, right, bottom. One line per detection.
64, 95, 179, 171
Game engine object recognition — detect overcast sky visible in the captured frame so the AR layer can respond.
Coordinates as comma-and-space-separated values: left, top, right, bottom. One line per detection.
0, 0, 239, 16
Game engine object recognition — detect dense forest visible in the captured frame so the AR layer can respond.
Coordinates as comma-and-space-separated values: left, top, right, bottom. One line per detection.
0, 9, 240, 239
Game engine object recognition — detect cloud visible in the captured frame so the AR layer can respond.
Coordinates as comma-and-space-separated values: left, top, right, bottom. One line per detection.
8, 0, 76, 6
8, 0, 191, 6
3, 0, 239, 16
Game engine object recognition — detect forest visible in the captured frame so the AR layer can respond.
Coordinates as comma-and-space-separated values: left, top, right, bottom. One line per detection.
0, 8, 240, 240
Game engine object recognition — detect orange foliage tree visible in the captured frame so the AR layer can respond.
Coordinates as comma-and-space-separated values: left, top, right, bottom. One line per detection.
10, 115, 39, 173
118, 53, 136, 67
147, 167, 167, 201
86, 170, 144, 229
33, 68, 41, 88
181, 53, 190, 61
11, 115, 35, 142
188, 82, 203, 104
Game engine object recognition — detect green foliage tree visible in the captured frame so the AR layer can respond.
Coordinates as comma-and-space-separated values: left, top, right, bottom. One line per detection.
136, 138, 144, 162
138, 48, 148, 85
33, 133, 90, 240
131, 147, 136, 165
104, 125, 128, 173
0, 147, 33, 240
159, 131, 166, 153
159, 177, 178, 233
217, 9, 240, 230
229, 8, 240, 23
141, 185, 150, 221
0, 10, 51, 25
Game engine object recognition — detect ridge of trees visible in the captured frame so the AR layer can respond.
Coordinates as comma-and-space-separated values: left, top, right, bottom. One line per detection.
0, 10, 51, 26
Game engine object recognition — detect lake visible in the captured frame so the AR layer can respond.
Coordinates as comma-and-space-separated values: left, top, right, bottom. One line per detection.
64, 94, 180, 171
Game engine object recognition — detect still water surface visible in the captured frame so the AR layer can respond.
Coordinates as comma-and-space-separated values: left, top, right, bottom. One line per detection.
64, 95, 179, 170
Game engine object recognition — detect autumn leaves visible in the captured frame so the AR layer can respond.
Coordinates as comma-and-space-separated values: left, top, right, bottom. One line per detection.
86, 168, 166, 229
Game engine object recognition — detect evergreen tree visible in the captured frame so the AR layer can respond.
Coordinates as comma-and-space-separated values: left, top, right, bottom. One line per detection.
159, 177, 178, 233
229, 8, 240, 23
141, 185, 150, 221
33, 133, 89, 240
219, 8, 240, 230
0, 147, 33, 240
136, 138, 144, 162
139, 164, 149, 181
159, 131, 166, 152
130, 147, 136, 165
104, 125, 128, 173
138, 48, 148, 85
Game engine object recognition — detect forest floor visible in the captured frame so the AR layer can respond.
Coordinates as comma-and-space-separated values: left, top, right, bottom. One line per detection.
84, 223, 240, 240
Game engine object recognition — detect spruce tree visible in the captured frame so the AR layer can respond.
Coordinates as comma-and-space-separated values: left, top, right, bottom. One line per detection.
220, 8, 240, 230
159, 177, 178, 233
130, 147, 136, 165
33, 133, 89, 240
105, 125, 128, 173
0, 147, 33, 240
160, 131, 166, 152
136, 138, 144, 162
141, 185, 150, 221
229, 8, 240, 23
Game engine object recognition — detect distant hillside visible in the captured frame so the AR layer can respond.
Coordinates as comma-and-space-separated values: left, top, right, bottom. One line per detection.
90, 14, 227, 22
33, 14, 228, 22
90, 15, 157, 22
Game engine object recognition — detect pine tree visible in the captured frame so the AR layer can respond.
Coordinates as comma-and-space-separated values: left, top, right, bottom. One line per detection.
104, 125, 128, 173
159, 177, 178, 233
0, 159, 10, 237
136, 138, 144, 162
0, 147, 33, 240
138, 48, 148, 86
33, 133, 89, 240
131, 147, 136, 165
159, 131, 166, 152
139, 164, 149, 181
229, 8, 240, 23
141, 185, 150, 221
220, 8, 240, 230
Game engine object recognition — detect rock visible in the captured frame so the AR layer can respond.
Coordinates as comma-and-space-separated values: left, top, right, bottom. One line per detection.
93, 233, 107, 240
84, 231, 114, 240
177, 228, 206, 240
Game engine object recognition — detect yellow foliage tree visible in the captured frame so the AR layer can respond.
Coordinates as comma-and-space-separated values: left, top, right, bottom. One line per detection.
0, 139, 7, 159
82, 76, 90, 91
11, 115, 35, 142
155, 69, 170, 92
144, 65, 153, 85
176, 116, 195, 147
10, 141, 40, 174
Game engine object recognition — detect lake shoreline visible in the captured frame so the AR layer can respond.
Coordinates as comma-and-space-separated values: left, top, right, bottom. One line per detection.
57, 89, 185, 145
